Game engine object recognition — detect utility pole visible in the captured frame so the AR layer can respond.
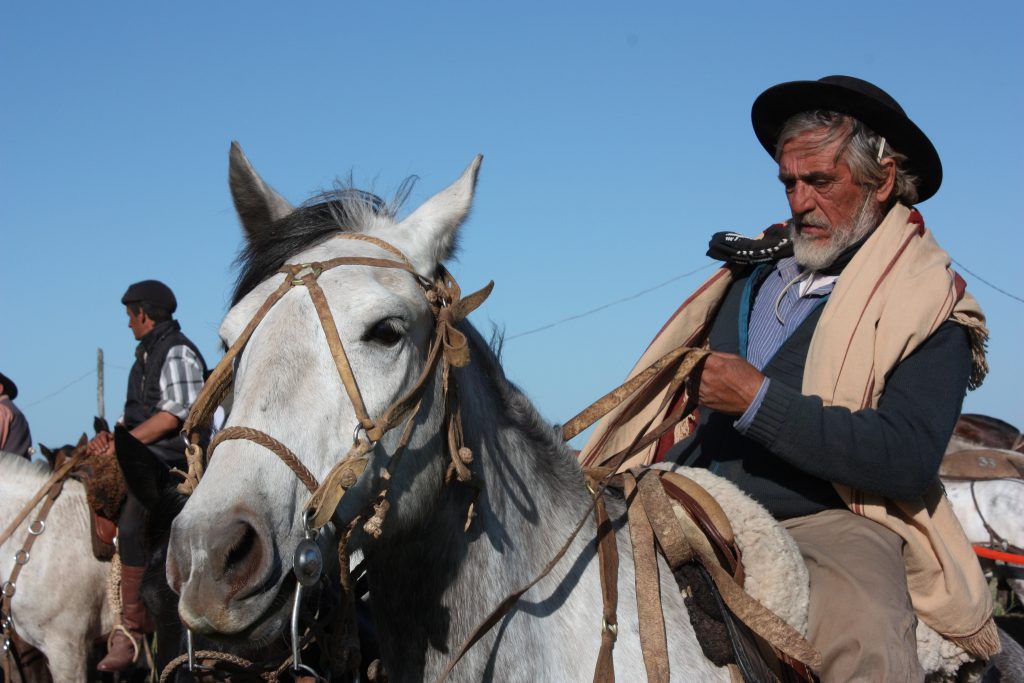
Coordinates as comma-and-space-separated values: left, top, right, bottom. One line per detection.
97, 347, 105, 421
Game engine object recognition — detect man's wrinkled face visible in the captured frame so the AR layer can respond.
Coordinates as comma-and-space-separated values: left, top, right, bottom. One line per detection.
778, 129, 881, 270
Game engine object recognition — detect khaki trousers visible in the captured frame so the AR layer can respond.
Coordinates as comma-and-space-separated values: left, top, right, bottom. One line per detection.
782, 509, 925, 683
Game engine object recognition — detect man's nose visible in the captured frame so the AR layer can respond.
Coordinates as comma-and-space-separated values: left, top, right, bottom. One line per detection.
787, 182, 815, 215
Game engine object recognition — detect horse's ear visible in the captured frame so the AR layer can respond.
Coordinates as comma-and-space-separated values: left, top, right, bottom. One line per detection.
229, 141, 295, 241
76, 433, 88, 448
114, 426, 171, 512
390, 155, 482, 277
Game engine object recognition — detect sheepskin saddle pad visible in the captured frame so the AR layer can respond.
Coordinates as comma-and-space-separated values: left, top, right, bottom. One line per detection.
652, 465, 987, 682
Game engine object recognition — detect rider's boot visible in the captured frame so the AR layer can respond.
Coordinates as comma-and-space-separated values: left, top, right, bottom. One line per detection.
97, 563, 147, 672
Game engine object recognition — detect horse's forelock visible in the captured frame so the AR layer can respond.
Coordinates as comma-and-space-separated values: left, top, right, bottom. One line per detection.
231, 179, 416, 305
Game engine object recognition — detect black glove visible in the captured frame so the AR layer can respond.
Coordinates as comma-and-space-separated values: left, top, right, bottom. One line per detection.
707, 223, 793, 265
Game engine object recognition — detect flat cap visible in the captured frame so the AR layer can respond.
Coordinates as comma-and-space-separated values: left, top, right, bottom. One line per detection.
121, 280, 177, 313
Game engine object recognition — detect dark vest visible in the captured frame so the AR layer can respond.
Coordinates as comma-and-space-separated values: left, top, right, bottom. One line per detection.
667, 267, 846, 519
124, 320, 207, 465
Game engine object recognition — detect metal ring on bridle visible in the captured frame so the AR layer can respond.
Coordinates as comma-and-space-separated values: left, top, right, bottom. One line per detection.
14, 550, 29, 566
353, 424, 378, 448
292, 663, 324, 680
291, 263, 324, 285
28, 520, 45, 536
1, 582, 15, 599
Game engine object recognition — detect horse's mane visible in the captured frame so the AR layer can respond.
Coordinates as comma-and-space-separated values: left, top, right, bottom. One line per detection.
460, 322, 575, 462
231, 180, 416, 305
0, 451, 50, 479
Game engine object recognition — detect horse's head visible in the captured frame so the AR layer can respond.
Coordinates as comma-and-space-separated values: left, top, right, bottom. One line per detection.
166, 143, 482, 641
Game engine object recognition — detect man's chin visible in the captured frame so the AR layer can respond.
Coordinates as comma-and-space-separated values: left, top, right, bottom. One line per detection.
793, 240, 839, 271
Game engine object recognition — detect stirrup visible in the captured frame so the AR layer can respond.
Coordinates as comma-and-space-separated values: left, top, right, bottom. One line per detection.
106, 624, 140, 663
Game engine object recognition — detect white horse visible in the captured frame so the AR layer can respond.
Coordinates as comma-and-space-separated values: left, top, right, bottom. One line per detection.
945, 476, 1024, 604
0, 452, 112, 681
165, 147, 771, 682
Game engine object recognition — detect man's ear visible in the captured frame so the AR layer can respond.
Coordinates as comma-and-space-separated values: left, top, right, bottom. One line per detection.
875, 157, 897, 203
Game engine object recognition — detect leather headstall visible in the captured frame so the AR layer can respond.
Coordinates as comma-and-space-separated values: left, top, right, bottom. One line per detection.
177, 232, 493, 536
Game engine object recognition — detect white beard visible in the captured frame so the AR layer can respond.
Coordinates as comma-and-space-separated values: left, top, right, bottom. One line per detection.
791, 194, 882, 271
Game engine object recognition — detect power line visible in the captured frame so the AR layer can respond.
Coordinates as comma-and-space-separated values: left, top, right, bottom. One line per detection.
23, 369, 95, 408
507, 263, 717, 341
952, 259, 1024, 305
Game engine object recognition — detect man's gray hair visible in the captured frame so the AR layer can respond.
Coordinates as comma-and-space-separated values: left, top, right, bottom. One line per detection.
775, 111, 920, 205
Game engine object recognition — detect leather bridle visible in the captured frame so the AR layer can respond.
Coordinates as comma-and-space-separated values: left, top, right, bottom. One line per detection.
164, 232, 491, 681
178, 232, 493, 532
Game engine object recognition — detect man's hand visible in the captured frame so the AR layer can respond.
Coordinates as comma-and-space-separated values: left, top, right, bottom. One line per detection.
87, 430, 115, 456
692, 352, 765, 416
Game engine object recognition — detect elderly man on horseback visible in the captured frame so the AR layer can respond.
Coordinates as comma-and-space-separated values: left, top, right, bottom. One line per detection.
581, 76, 999, 680
86, 279, 208, 672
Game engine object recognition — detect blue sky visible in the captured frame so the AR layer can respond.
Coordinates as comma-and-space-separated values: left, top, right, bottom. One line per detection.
3, 1, 1022, 451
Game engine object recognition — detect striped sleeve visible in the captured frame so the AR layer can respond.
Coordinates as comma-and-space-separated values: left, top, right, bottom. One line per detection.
158, 345, 205, 420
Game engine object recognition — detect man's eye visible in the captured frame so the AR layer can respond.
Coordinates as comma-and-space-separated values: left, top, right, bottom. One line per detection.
364, 319, 404, 346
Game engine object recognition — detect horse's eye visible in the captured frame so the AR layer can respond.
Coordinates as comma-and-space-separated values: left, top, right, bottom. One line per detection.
364, 319, 404, 347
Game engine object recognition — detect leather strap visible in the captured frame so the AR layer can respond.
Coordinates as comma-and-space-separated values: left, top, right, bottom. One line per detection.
303, 273, 377, 437
621, 475, 670, 683
2, 444, 85, 672
436, 348, 708, 681
633, 469, 821, 669
591, 475, 619, 683
208, 427, 320, 494
0, 446, 85, 548
660, 474, 742, 583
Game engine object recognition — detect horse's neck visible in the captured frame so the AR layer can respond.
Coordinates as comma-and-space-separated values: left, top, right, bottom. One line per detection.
366, 345, 598, 679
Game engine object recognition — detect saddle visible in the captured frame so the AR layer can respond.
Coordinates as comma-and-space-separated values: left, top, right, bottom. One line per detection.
597, 467, 819, 683
939, 448, 1024, 481
69, 448, 127, 561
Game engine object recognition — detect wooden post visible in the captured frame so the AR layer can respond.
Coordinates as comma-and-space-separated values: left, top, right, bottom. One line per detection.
97, 347, 105, 421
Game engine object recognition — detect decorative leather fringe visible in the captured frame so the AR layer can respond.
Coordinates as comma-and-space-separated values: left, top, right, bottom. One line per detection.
952, 310, 989, 390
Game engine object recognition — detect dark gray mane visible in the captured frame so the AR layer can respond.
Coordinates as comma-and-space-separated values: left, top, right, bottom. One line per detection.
232, 182, 415, 305
459, 322, 574, 461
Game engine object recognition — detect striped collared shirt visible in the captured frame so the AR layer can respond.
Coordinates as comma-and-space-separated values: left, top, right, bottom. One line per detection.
157, 345, 205, 420
734, 257, 836, 431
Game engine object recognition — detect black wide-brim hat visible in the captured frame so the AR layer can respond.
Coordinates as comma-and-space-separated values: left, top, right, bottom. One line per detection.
0, 372, 17, 400
751, 75, 942, 203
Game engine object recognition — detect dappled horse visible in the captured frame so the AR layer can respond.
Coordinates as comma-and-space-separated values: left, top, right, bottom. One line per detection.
0, 450, 112, 681
164, 147, 775, 681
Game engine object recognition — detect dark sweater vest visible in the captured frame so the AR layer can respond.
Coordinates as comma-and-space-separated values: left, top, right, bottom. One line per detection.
667, 268, 846, 519
124, 320, 207, 465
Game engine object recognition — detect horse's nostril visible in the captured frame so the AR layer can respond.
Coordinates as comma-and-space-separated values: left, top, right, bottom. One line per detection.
224, 522, 258, 576
210, 519, 268, 600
